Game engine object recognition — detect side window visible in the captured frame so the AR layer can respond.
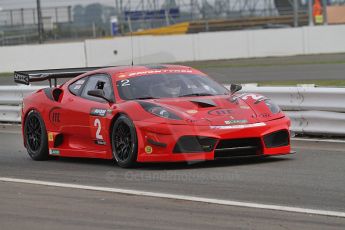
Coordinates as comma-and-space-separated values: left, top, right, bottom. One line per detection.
68, 78, 87, 95
81, 74, 114, 102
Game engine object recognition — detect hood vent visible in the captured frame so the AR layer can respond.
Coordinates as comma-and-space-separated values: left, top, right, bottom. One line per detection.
190, 99, 217, 108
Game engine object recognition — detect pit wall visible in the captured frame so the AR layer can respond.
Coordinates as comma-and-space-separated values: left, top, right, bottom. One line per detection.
1, 25, 345, 72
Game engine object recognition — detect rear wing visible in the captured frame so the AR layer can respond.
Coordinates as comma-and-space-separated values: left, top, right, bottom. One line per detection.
14, 67, 112, 87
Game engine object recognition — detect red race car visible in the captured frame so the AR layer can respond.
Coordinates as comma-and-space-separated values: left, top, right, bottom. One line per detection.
15, 65, 292, 168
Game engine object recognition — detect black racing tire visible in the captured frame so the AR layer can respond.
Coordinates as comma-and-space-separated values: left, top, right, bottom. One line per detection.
24, 110, 49, 161
111, 115, 138, 168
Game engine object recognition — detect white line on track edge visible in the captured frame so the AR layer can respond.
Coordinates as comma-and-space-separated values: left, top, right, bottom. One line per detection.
1, 177, 344, 218
292, 137, 345, 144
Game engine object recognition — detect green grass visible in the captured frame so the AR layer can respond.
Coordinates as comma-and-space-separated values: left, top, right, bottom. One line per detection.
0, 73, 11, 77
258, 80, 345, 87
187, 60, 345, 69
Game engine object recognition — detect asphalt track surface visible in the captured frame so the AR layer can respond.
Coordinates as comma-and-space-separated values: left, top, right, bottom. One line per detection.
0, 129, 345, 229
186, 53, 345, 83
1, 53, 345, 85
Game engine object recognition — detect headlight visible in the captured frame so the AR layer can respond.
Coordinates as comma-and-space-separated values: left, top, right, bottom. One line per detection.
264, 100, 281, 114
139, 101, 182, 120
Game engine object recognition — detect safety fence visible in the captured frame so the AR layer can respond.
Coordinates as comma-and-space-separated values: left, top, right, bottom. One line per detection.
1, 84, 345, 136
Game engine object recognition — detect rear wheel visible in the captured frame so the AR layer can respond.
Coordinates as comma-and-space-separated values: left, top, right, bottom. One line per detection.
111, 115, 138, 168
24, 110, 49, 160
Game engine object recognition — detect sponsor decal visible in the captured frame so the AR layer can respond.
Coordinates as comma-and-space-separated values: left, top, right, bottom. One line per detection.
240, 105, 250, 110
76, 79, 85, 85
49, 107, 62, 124
224, 119, 247, 125
73, 85, 82, 90
14, 73, 29, 85
48, 132, 54, 142
128, 69, 193, 77
49, 149, 60, 155
208, 109, 232, 116
240, 93, 268, 104
145, 146, 153, 154
90, 108, 107, 117
186, 110, 198, 114
229, 94, 267, 105
94, 139, 106, 145
259, 113, 271, 118
210, 122, 266, 130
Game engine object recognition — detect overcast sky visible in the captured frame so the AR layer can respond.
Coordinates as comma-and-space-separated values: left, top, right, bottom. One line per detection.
0, 0, 276, 11
0, 0, 118, 10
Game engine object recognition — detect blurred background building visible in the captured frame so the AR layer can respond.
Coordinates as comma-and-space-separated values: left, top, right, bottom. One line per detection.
0, 0, 345, 46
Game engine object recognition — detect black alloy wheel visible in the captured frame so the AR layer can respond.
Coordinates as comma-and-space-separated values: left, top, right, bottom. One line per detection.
111, 115, 138, 168
24, 110, 49, 160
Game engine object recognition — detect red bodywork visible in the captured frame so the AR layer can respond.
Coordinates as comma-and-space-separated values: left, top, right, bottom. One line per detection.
21, 65, 291, 162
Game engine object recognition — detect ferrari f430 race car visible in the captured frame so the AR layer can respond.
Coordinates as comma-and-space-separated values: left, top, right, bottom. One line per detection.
15, 65, 292, 167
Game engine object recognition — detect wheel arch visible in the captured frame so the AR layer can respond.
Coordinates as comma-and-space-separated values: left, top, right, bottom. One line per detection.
109, 110, 136, 132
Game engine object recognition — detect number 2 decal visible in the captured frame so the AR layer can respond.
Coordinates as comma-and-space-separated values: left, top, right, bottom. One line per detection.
121, 79, 130, 86
94, 118, 103, 140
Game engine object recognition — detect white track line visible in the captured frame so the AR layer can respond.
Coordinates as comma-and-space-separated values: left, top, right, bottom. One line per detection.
1, 177, 344, 218
292, 137, 345, 144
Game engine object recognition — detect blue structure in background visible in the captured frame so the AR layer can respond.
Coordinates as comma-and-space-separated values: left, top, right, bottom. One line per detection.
124, 8, 180, 21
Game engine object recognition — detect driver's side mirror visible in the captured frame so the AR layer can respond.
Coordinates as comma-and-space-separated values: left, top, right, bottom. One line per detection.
230, 84, 242, 94
87, 89, 113, 103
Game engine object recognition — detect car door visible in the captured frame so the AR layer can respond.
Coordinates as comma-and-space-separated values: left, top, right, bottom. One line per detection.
61, 74, 115, 155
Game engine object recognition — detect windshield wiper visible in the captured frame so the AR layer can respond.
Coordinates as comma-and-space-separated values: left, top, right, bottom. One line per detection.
133, 96, 157, 100
179, 93, 214, 97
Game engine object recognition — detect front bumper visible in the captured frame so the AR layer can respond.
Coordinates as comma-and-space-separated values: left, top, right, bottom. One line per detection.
134, 117, 291, 162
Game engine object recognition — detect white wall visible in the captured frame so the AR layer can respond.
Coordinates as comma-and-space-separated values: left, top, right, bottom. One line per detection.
137, 34, 196, 64
0, 42, 86, 72
1, 24, 345, 72
84, 34, 196, 66
195, 31, 249, 60
249, 28, 305, 57
84, 37, 135, 66
304, 25, 345, 54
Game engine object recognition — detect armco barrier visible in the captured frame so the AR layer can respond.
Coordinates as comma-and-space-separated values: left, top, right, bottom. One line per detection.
0, 86, 43, 123
229, 84, 345, 136
0, 105, 21, 123
239, 85, 345, 112
286, 111, 345, 136
1, 85, 345, 136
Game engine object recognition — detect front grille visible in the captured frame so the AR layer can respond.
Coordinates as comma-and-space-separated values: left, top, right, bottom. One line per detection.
214, 138, 262, 158
263, 130, 289, 148
173, 136, 218, 153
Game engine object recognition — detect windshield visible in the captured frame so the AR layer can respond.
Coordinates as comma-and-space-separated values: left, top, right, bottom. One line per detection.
116, 74, 229, 100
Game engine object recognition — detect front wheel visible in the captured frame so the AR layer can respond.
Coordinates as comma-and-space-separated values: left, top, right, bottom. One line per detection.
24, 110, 49, 160
111, 115, 138, 168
